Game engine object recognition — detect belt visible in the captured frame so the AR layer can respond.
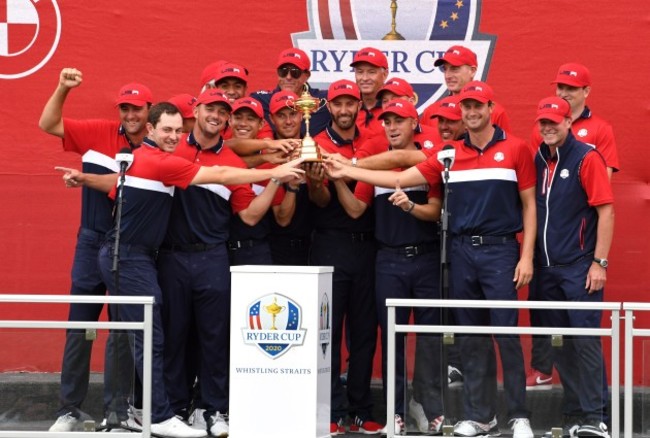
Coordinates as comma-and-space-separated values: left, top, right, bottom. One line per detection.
159, 242, 220, 253
457, 234, 517, 246
316, 230, 374, 243
380, 243, 436, 258
108, 243, 158, 257
228, 239, 265, 251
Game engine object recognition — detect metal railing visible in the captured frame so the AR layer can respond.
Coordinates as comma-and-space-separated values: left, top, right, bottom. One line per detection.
0, 294, 154, 438
623, 302, 650, 438
385, 299, 621, 438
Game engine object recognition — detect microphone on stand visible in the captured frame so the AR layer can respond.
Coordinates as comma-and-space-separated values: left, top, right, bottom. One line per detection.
115, 148, 134, 175
437, 144, 455, 171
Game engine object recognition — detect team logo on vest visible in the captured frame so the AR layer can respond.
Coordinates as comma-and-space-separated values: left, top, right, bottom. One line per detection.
577, 128, 588, 138
319, 293, 330, 358
560, 169, 570, 179
0, 0, 61, 79
243, 293, 306, 359
494, 151, 505, 162
292, 0, 495, 112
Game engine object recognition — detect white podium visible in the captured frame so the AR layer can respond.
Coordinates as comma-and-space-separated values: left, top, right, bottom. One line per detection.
229, 265, 333, 438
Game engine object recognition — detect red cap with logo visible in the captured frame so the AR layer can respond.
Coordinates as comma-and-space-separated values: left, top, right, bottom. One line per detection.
213, 62, 249, 84
231, 97, 264, 119
377, 77, 415, 100
433, 96, 462, 121
535, 96, 571, 123
434, 45, 478, 67
115, 83, 153, 107
459, 80, 494, 104
277, 48, 310, 71
199, 60, 228, 87
551, 63, 592, 87
378, 100, 418, 120
328, 79, 361, 101
167, 94, 197, 119
270, 90, 299, 115
350, 47, 388, 69
195, 89, 232, 109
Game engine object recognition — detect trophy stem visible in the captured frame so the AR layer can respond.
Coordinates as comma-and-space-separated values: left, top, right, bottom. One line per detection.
383, 0, 405, 40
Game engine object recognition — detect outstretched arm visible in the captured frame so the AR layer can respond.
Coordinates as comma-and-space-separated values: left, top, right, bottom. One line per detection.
39, 68, 84, 138
55, 166, 117, 193
191, 158, 305, 186
357, 149, 427, 170
323, 157, 427, 189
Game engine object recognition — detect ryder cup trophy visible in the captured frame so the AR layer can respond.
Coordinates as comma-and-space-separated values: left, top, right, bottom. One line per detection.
289, 85, 326, 162
383, 0, 405, 40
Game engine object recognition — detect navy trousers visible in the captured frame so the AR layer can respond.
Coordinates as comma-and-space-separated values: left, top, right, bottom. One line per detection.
449, 238, 528, 423
98, 243, 175, 423
533, 257, 609, 422
375, 247, 443, 420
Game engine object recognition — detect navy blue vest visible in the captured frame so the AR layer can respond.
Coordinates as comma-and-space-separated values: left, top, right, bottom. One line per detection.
535, 131, 602, 266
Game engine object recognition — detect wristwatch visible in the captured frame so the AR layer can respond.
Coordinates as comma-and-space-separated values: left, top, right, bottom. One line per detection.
593, 257, 608, 268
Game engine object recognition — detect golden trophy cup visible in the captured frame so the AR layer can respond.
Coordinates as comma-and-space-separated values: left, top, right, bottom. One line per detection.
383, 0, 405, 40
288, 85, 326, 162
264, 297, 286, 330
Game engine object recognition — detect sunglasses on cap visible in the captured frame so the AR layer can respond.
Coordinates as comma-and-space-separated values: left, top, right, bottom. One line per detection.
277, 67, 304, 79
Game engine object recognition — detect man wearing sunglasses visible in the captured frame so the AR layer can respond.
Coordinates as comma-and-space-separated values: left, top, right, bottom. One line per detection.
251, 47, 330, 137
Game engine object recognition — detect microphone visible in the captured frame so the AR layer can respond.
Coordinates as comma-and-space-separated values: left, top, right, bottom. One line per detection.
437, 144, 455, 170
115, 147, 134, 174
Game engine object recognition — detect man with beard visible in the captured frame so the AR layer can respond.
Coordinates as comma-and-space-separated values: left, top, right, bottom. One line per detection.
309, 80, 380, 435
323, 81, 535, 438
250, 47, 329, 137
39, 68, 150, 432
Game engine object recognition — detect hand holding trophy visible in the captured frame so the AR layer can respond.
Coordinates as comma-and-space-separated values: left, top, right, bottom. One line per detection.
286, 85, 327, 162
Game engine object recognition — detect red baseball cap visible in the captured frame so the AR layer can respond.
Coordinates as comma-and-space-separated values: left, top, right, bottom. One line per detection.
115, 83, 153, 107
269, 90, 299, 115
378, 100, 418, 120
277, 48, 310, 71
350, 47, 388, 69
434, 45, 478, 67
328, 79, 361, 101
377, 77, 414, 100
214, 62, 249, 85
199, 60, 228, 87
433, 96, 462, 121
167, 94, 197, 119
195, 89, 232, 109
231, 97, 264, 119
535, 96, 571, 123
459, 81, 494, 103
552, 63, 592, 87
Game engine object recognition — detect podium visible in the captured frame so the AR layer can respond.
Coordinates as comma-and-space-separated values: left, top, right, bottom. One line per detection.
229, 265, 333, 438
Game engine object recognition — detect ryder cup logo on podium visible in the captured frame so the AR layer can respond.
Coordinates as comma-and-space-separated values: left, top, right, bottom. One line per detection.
0, 0, 61, 79
319, 293, 330, 358
293, 0, 495, 112
243, 293, 307, 359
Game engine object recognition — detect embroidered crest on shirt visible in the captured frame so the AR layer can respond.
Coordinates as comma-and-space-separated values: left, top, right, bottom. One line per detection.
560, 169, 570, 179
494, 152, 505, 162
423, 140, 434, 149
577, 128, 588, 137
